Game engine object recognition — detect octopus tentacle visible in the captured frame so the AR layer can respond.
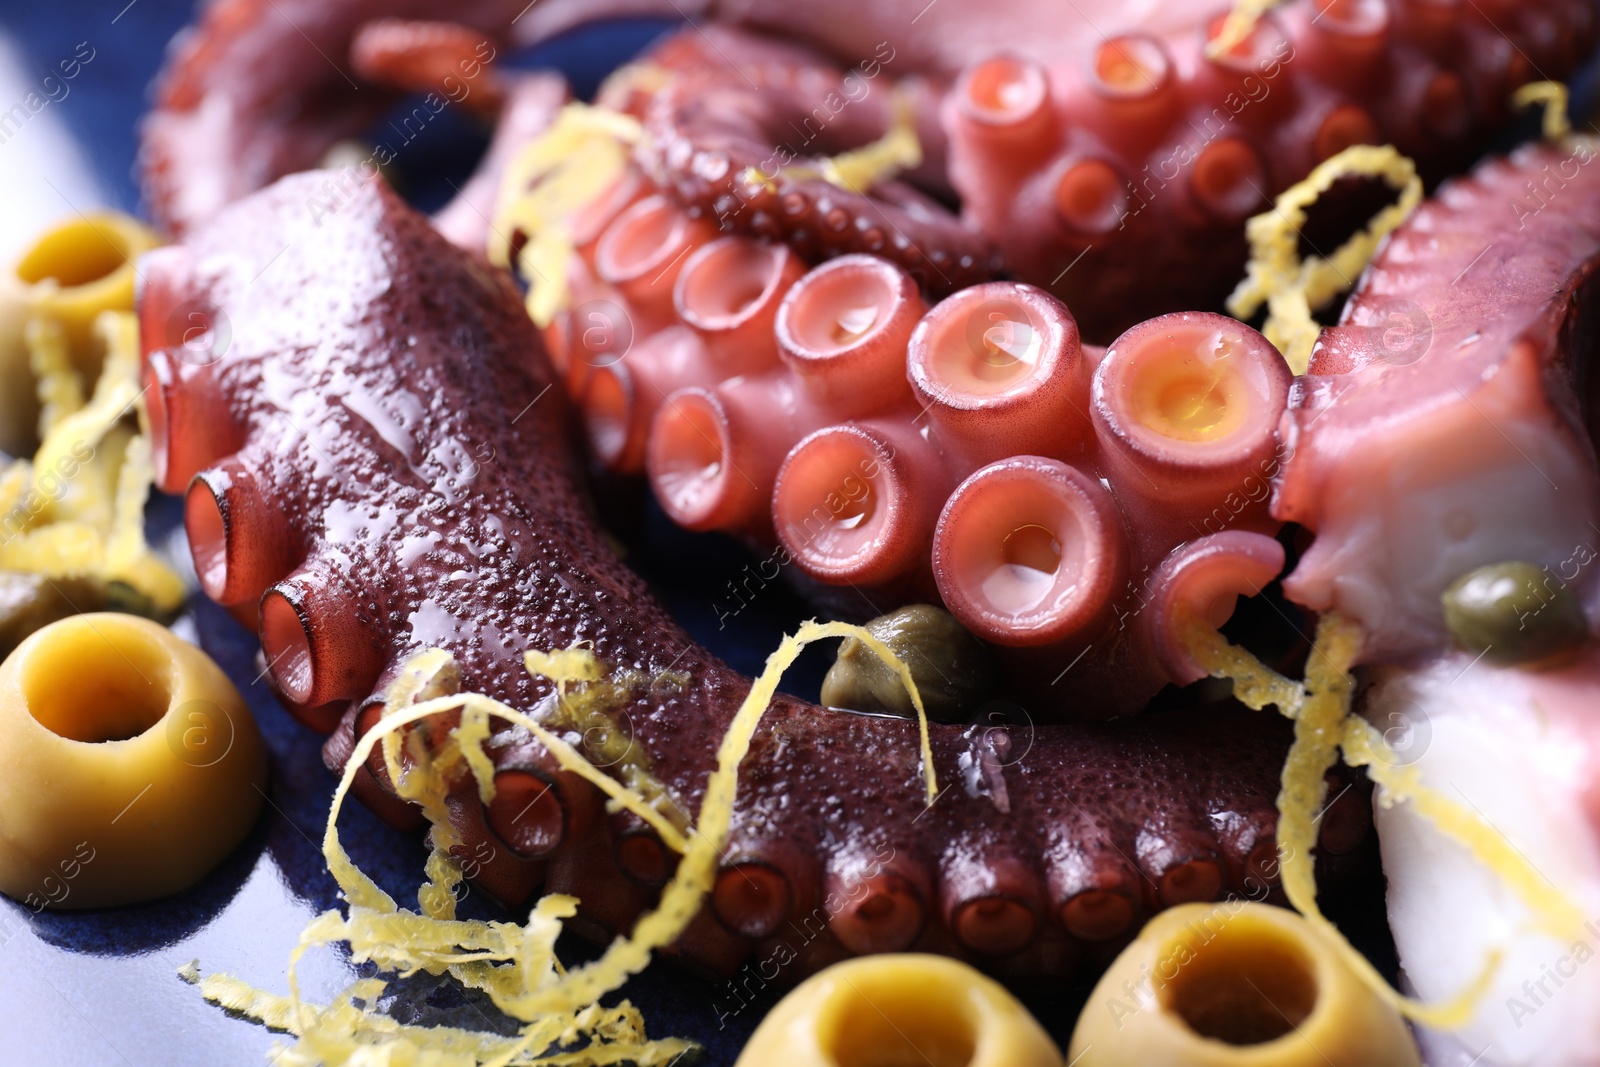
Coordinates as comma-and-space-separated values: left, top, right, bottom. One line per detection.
146, 173, 1352, 976
140, 0, 520, 234
1276, 137, 1600, 661
582, 222, 1292, 708
634, 28, 995, 292
944, 0, 1595, 339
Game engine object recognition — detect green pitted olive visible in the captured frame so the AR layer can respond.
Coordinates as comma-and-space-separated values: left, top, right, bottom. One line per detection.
822, 604, 995, 724
1441, 560, 1588, 666
0, 571, 108, 658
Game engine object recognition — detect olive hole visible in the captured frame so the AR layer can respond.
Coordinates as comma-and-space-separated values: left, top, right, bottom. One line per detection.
821, 970, 977, 1067
16, 218, 130, 289
22, 625, 172, 743
1162, 919, 1318, 1045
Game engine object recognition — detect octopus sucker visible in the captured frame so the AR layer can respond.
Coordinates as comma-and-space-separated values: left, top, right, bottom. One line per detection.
141, 1, 1595, 341
138, 171, 1369, 976
545, 156, 1299, 702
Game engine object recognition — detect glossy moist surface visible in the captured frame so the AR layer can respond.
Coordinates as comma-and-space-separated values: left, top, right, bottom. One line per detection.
140, 173, 1324, 975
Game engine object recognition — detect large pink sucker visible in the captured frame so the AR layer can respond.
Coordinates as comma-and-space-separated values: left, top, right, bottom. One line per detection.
1277, 139, 1600, 661
579, 238, 1294, 708
145, 172, 1365, 975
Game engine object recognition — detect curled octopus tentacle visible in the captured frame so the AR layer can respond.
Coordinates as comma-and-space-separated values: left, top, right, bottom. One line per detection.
1253, 142, 1600, 1067
629, 27, 995, 293
143, 0, 1596, 333
140, 0, 521, 234
546, 178, 1293, 712
139, 173, 1373, 977
941, 0, 1598, 340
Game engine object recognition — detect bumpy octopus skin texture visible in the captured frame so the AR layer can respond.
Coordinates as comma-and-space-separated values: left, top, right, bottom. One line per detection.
135, 173, 1376, 978
140, 0, 1597, 339
1278, 138, 1600, 662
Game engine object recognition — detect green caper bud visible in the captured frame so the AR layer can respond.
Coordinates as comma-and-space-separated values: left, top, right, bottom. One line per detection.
1442, 560, 1588, 666
822, 604, 995, 723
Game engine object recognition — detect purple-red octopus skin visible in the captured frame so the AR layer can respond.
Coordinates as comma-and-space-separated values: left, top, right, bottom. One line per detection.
141, 0, 1597, 340
1278, 138, 1600, 662
138, 172, 1356, 977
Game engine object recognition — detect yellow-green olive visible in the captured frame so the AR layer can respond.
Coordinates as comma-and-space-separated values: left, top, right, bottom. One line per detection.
0, 613, 266, 908
1070, 902, 1419, 1067
737, 954, 1062, 1067
0, 213, 158, 457
822, 604, 995, 723
1442, 561, 1588, 666
0, 571, 110, 658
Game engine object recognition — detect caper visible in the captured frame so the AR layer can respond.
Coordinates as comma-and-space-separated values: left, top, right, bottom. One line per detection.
821, 604, 995, 723
1441, 560, 1588, 666
0, 571, 107, 658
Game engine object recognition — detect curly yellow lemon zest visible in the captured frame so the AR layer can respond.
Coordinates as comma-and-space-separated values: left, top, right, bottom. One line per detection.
1181, 614, 1307, 716
26, 317, 84, 435
195, 694, 691, 1062
190, 621, 935, 1063
525, 646, 606, 693
1513, 80, 1573, 142
490, 104, 642, 328
1228, 144, 1424, 373
0, 311, 183, 613
1183, 612, 1589, 1028
1206, 0, 1285, 59
1270, 614, 1497, 1029
748, 88, 924, 196
524, 648, 691, 839
1342, 715, 1585, 938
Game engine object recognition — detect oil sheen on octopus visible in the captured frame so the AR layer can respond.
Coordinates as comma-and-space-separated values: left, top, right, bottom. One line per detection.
135, 173, 1387, 979
141, 0, 1594, 338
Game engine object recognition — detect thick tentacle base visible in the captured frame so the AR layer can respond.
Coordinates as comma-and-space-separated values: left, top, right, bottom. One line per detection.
142, 174, 1367, 976
1276, 139, 1600, 662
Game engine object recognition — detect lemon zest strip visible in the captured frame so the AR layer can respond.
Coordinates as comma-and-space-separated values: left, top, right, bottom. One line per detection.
26, 317, 84, 435
1342, 714, 1585, 939
740, 87, 923, 200
1227, 144, 1424, 374
490, 104, 643, 328
1206, 0, 1285, 60
1183, 611, 1587, 1028
191, 620, 937, 1063
1513, 80, 1573, 143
